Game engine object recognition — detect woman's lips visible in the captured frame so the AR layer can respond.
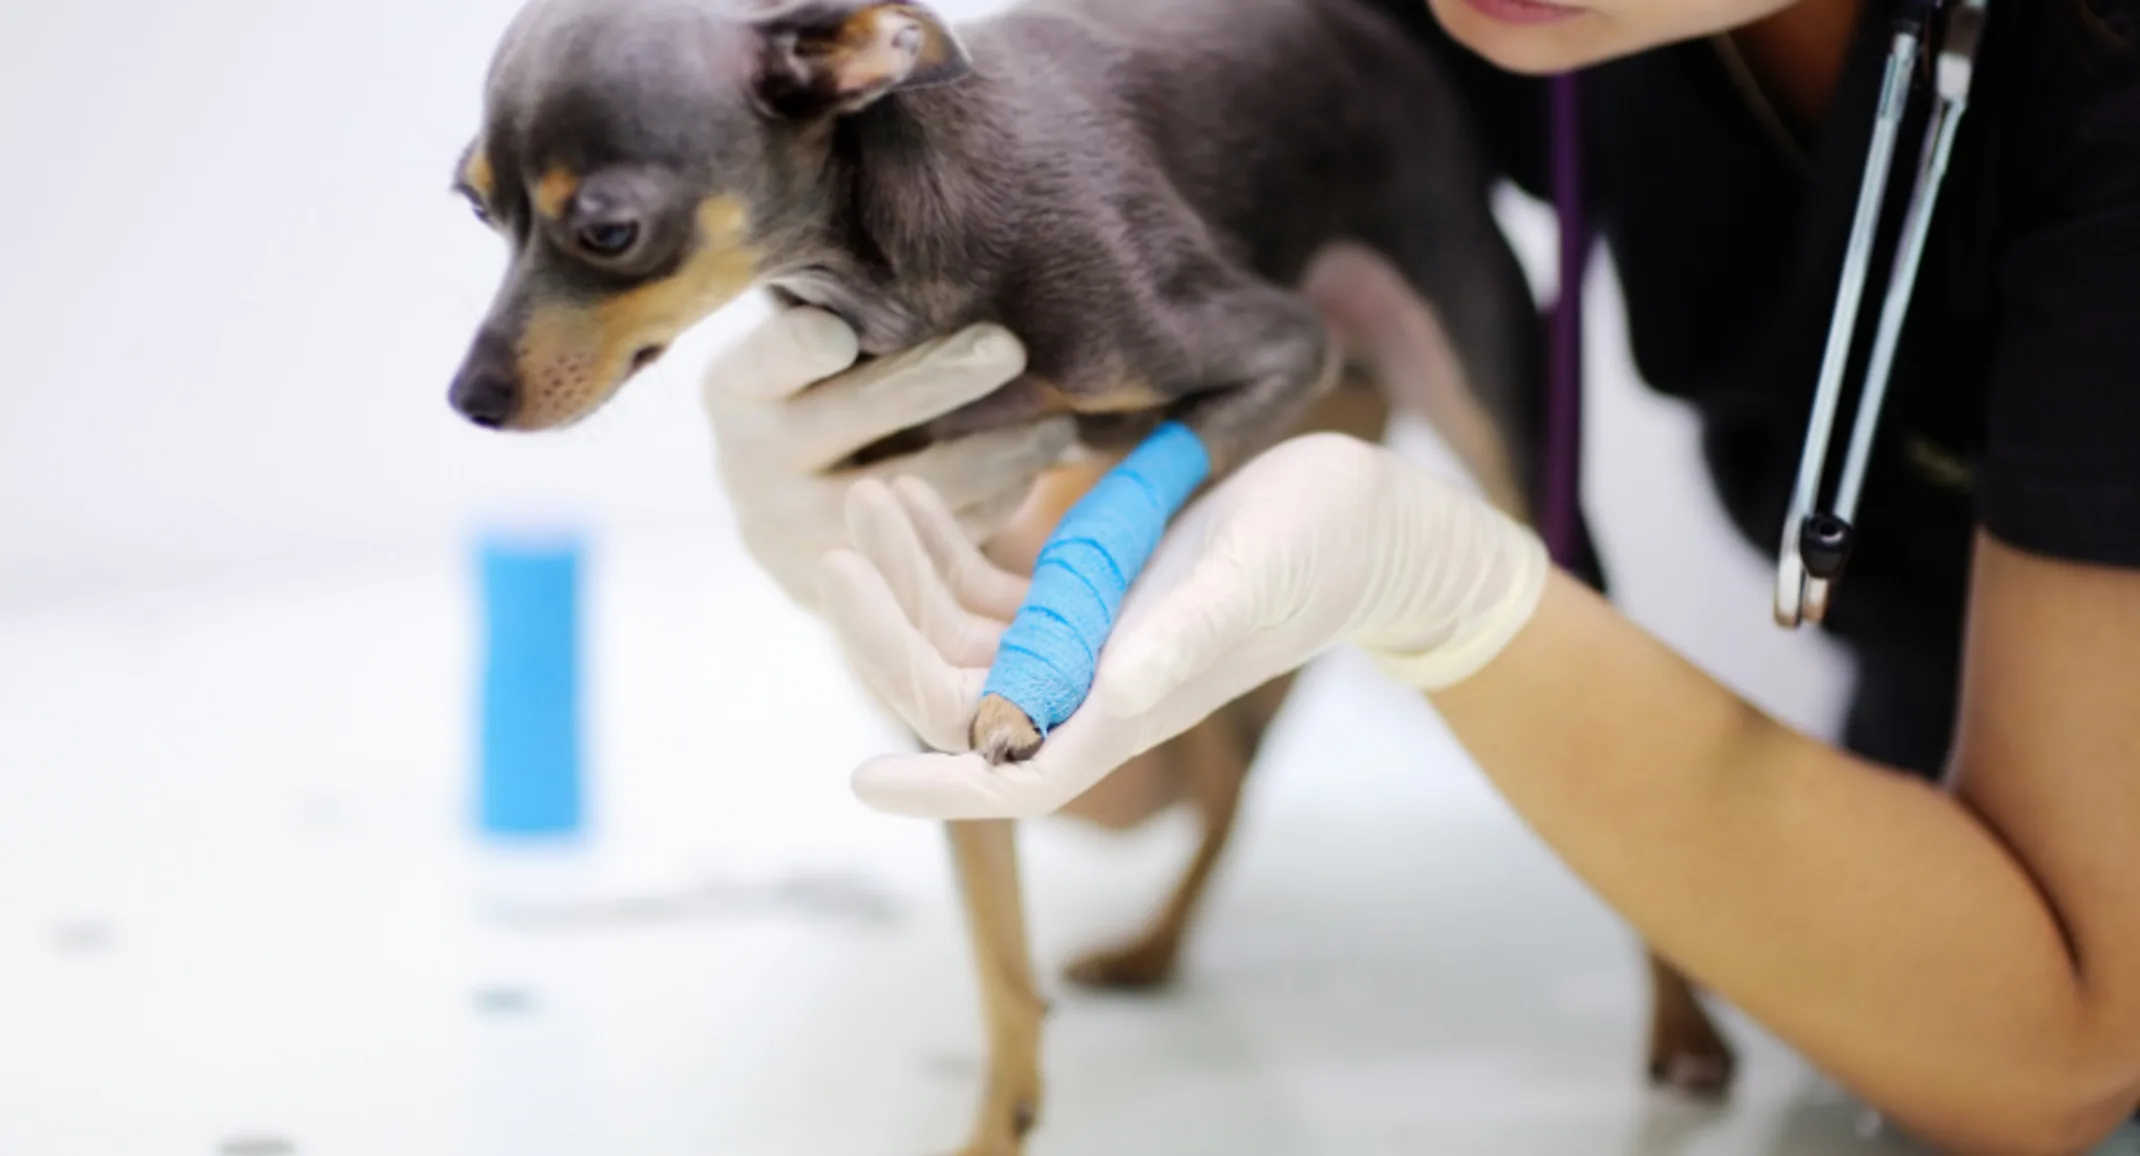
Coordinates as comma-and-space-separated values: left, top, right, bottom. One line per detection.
1459, 0, 1584, 25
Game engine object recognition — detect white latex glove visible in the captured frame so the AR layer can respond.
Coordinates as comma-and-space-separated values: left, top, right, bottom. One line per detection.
701, 305, 1076, 610
817, 432, 1552, 819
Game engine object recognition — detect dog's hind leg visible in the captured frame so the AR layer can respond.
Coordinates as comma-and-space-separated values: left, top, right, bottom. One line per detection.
1303, 242, 1534, 520
945, 820, 1047, 1156
1062, 674, 1288, 991
1309, 240, 1742, 1101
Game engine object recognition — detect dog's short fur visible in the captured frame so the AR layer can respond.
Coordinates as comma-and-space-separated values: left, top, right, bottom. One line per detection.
446, 1, 1736, 1151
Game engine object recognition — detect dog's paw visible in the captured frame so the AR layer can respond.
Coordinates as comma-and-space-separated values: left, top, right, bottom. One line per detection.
949, 1143, 1024, 1156
947, 1057, 1040, 1156
1646, 1013, 1737, 1099
947, 1095, 1037, 1156
972, 695, 1043, 766
1064, 938, 1180, 992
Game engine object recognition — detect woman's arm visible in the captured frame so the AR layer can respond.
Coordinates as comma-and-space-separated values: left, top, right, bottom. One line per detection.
820, 434, 2140, 1153
1433, 531, 2140, 1154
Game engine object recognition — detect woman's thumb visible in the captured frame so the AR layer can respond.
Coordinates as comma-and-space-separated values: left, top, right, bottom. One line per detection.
1095, 548, 1262, 717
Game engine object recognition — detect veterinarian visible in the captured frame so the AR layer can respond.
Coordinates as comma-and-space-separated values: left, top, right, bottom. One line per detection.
701, 0, 2140, 1150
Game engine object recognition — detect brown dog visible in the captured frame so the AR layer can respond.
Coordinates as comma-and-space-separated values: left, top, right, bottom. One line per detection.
442, 0, 1734, 1150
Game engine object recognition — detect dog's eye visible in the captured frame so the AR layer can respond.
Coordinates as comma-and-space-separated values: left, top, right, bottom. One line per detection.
453, 183, 494, 228
578, 222, 640, 257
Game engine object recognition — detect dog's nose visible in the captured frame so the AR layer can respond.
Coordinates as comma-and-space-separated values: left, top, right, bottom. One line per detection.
450, 369, 518, 429
449, 336, 520, 429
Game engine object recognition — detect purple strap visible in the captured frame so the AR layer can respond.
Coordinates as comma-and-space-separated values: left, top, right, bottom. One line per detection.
1544, 73, 1592, 568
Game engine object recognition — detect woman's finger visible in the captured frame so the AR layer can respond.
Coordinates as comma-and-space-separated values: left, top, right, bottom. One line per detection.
850, 750, 1065, 820
817, 549, 987, 754
891, 476, 1031, 622
700, 306, 861, 408
776, 326, 1029, 473
887, 415, 1077, 512
949, 485, 1033, 563
851, 674, 1160, 821
844, 481, 1007, 668
848, 635, 1280, 821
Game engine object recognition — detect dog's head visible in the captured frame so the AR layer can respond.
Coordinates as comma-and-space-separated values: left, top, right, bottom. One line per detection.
446, 0, 971, 431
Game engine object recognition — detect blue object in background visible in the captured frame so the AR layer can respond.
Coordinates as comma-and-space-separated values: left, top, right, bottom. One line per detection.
474, 530, 587, 839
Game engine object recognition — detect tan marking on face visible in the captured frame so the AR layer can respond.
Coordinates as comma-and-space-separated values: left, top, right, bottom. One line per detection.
533, 168, 581, 220
695, 196, 747, 241
509, 196, 759, 430
462, 149, 496, 205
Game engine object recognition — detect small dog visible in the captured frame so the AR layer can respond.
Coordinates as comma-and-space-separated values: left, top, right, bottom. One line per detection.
444, 0, 1735, 1150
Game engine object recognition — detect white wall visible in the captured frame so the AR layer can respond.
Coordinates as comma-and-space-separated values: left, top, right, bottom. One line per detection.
0, 0, 1847, 731
0, 0, 758, 605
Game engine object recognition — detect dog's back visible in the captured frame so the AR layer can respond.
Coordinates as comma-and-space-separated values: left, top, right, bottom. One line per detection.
975, 0, 1489, 280
835, 0, 1542, 486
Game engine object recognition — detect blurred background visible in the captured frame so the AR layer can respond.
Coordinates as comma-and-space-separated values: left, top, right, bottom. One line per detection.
1, 0, 2035, 1153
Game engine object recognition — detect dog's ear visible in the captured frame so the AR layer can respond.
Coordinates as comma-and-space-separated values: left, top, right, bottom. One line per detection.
750, 1, 971, 117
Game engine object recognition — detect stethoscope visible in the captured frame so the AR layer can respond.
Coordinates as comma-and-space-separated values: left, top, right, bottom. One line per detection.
1540, 0, 1991, 630
1774, 0, 1989, 629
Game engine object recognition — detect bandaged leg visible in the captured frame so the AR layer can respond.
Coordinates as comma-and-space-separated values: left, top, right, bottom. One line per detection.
971, 421, 1211, 763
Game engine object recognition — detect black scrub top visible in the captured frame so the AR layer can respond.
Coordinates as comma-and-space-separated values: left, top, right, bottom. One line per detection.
1359, 0, 2140, 778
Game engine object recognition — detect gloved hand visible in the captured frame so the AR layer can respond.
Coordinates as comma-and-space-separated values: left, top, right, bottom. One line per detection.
700, 305, 1076, 611
817, 431, 1552, 819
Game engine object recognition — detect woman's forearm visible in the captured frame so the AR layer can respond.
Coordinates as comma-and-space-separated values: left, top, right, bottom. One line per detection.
1428, 571, 2131, 1152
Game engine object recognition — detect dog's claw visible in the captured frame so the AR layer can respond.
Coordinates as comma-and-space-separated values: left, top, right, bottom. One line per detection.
1646, 1019, 1737, 1100
1648, 1052, 1734, 1098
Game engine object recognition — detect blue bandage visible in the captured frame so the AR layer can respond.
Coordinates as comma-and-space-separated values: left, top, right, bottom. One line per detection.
983, 421, 1211, 735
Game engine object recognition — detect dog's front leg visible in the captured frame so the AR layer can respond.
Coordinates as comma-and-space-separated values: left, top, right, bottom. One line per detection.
944, 820, 1046, 1156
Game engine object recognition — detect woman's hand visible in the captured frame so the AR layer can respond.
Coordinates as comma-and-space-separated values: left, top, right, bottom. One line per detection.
818, 432, 1551, 819
700, 305, 1076, 611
